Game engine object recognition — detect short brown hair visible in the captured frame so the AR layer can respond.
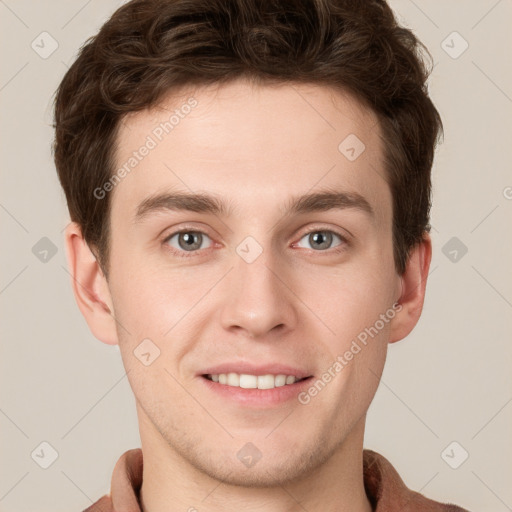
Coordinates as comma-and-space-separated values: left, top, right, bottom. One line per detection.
53, 0, 443, 278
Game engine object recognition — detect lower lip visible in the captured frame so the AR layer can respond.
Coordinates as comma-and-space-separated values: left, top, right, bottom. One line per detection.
199, 375, 314, 407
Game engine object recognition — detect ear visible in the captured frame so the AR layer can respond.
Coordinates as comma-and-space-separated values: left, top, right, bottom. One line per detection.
388, 233, 432, 344
64, 222, 119, 345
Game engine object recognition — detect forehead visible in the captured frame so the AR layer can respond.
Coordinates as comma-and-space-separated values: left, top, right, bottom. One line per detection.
111, 79, 390, 225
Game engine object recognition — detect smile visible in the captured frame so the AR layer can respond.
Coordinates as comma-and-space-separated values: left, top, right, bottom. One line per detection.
204, 373, 308, 389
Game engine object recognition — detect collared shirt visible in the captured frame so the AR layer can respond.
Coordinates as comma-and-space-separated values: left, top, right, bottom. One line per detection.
82, 448, 471, 512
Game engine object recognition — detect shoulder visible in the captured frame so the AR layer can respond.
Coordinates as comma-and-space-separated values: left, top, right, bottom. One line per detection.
82, 495, 113, 512
80, 448, 143, 512
363, 449, 472, 512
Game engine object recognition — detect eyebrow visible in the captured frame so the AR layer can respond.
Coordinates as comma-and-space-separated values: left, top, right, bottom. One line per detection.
133, 188, 374, 223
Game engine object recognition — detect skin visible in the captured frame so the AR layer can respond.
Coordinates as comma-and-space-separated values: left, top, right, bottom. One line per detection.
65, 78, 431, 512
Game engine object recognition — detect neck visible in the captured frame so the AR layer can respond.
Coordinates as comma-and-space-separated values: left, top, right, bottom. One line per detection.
137, 408, 373, 512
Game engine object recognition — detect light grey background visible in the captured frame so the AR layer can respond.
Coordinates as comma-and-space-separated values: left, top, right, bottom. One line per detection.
1, 1, 511, 511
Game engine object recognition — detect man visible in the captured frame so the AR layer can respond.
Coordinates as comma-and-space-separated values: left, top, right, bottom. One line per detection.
53, 0, 470, 510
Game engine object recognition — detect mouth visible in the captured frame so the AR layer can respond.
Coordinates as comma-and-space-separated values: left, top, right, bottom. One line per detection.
197, 363, 314, 406
202, 373, 312, 389
200, 372, 314, 407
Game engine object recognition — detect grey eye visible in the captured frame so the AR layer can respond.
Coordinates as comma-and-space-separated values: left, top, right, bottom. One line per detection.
297, 231, 343, 251
167, 231, 212, 252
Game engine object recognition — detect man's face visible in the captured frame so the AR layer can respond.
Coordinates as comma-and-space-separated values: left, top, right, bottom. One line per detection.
107, 79, 401, 485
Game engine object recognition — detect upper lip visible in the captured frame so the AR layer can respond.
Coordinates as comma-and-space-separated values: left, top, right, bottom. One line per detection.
198, 362, 313, 380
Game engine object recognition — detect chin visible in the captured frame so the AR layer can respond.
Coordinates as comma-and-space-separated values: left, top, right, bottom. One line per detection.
181, 435, 332, 488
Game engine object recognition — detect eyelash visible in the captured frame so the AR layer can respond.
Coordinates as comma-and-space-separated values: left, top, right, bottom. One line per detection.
162, 227, 349, 259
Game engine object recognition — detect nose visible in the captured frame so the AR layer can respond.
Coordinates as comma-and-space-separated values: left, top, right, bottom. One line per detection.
219, 247, 298, 339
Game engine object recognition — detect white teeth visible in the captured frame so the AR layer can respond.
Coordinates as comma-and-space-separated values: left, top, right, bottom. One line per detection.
227, 373, 240, 386
207, 373, 300, 389
257, 375, 275, 389
274, 375, 287, 387
240, 374, 258, 388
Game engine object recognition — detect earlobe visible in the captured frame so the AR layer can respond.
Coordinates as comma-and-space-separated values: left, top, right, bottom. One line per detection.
64, 222, 119, 345
389, 233, 432, 344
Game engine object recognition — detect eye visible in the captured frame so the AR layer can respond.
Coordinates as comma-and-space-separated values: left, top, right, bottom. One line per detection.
295, 230, 346, 251
164, 230, 213, 254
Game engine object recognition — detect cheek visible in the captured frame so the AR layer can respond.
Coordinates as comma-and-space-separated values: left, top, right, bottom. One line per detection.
296, 257, 396, 411
298, 260, 397, 343
109, 258, 225, 346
